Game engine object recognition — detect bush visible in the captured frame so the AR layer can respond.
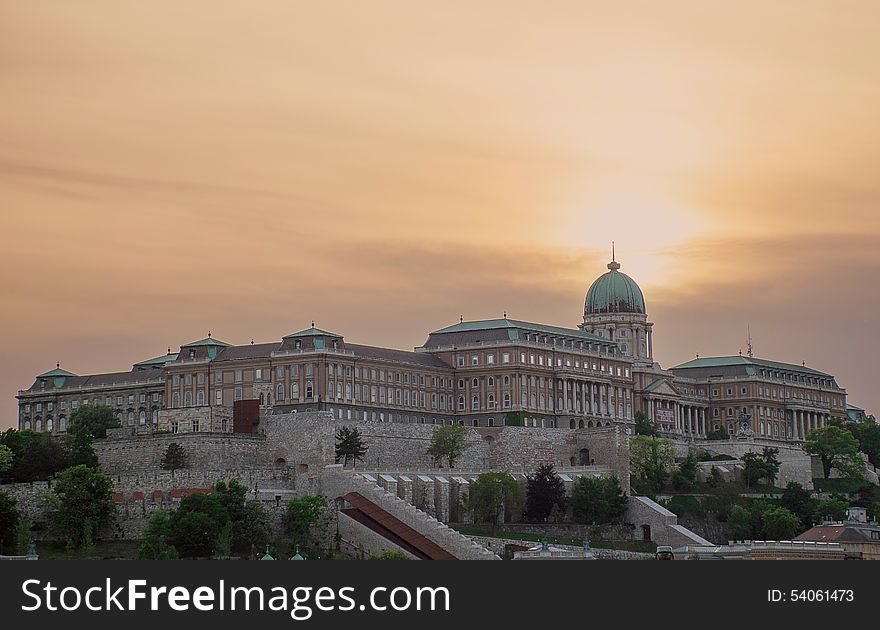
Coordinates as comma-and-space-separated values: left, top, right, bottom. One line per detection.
0, 492, 20, 553
467, 472, 524, 526
139, 510, 178, 559
706, 428, 730, 441
570, 476, 628, 524
661, 495, 704, 518
813, 477, 868, 495
762, 507, 800, 540
171, 511, 221, 558
814, 498, 848, 522
48, 465, 115, 548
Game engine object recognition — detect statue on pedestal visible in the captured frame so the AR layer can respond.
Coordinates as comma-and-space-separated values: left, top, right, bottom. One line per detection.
737, 409, 753, 440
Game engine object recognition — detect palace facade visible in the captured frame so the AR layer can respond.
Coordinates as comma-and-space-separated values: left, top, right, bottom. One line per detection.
15, 256, 850, 442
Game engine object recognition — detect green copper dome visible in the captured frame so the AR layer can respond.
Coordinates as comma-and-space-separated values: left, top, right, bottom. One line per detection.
585, 259, 646, 315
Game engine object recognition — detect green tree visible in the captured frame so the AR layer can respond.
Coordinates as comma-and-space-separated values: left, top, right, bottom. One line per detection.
814, 498, 848, 522
803, 426, 864, 480
161, 442, 189, 474
467, 471, 524, 528
761, 447, 781, 485
762, 506, 800, 540
171, 511, 221, 558
0, 492, 19, 555
741, 447, 780, 487
49, 464, 115, 548
335, 426, 368, 467
524, 463, 566, 522
2, 430, 67, 482
633, 411, 658, 437
846, 421, 880, 468
703, 482, 745, 521
0, 444, 13, 474
779, 482, 817, 529
672, 452, 699, 491
630, 435, 675, 494
726, 505, 753, 540
216, 520, 234, 557
139, 510, 178, 559
570, 475, 628, 525
63, 424, 99, 469
426, 424, 469, 468
215, 480, 271, 553
284, 495, 328, 550
706, 466, 723, 488
234, 501, 272, 554
69, 404, 120, 439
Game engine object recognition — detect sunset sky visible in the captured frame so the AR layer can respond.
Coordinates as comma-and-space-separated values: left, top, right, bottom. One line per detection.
1, 1, 879, 427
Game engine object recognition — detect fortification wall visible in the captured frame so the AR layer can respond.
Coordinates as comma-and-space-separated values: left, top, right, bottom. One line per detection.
97, 432, 265, 474
95, 412, 630, 488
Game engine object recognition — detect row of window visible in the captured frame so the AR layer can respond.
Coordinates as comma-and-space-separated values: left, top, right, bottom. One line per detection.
712, 384, 841, 407
22, 392, 161, 414
456, 352, 630, 378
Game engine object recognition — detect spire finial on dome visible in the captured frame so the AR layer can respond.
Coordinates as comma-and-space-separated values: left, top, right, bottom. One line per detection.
606, 241, 621, 271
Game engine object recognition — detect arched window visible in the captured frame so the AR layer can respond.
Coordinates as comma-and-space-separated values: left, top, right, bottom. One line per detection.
487, 394, 495, 409
127, 411, 134, 425
291, 383, 299, 399
306, 381, 313, 398
472, 395, 479, 410
276, 383, 285, 401
24, 420, 31, 430
172, 392, 180, 408
458, 396, 465, 411
46, 417, 53, 431
259, 392, 265, 405
197, 391, 205, 406
59, 416, 67, 432
184, 391, 192, 407
139, 410, 146, 425
35, 419, 42, 432
152, 410, 159, 424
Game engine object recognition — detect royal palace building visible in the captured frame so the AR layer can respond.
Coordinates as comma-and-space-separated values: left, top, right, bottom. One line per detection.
16, 255, 851, 442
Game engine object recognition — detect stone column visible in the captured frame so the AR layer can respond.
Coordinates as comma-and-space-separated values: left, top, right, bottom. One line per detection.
582, 381, 587, 415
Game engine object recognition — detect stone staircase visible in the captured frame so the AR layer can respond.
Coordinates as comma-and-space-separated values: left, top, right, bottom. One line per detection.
320, 465, 499, 560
